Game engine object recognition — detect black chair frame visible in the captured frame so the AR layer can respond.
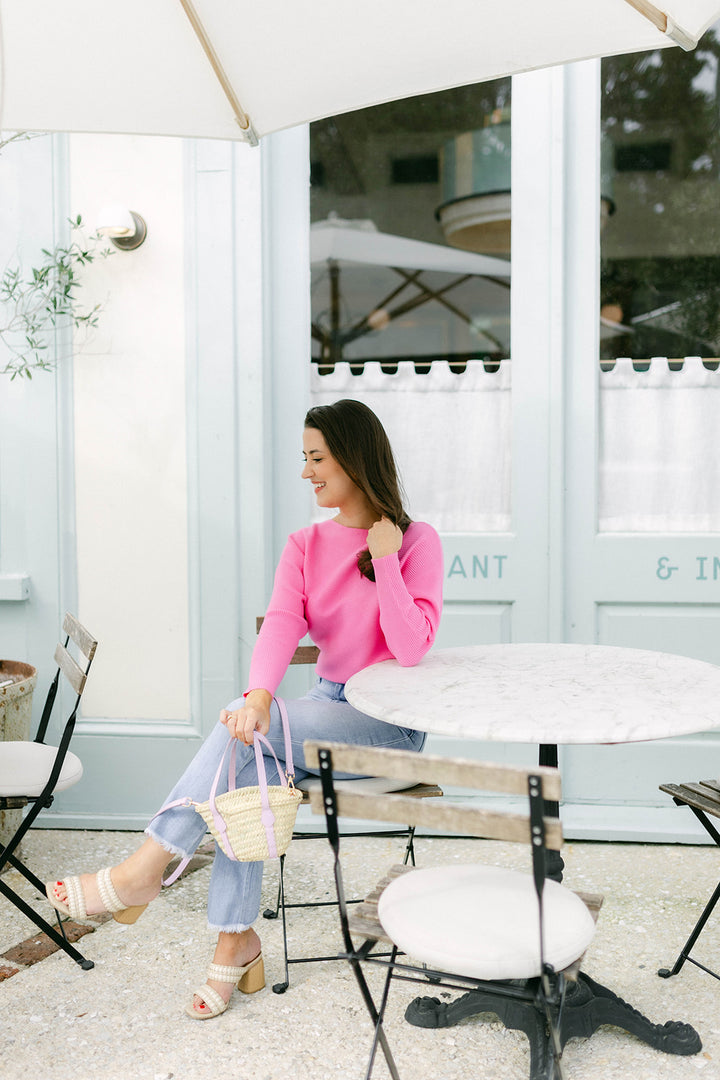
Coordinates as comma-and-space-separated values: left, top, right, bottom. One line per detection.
659, 779, 720, 982
0, 614, 97, 969
262, 818, 418, 994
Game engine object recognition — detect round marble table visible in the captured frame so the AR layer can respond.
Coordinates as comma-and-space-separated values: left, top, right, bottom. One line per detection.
344, 643, 720, 744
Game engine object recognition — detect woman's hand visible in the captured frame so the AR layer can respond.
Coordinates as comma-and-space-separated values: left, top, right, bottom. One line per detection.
221, 688, 273, 745
367, 516, 403, 559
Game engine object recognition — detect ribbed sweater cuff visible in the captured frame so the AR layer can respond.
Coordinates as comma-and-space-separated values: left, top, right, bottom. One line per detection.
371, 551, 404, 593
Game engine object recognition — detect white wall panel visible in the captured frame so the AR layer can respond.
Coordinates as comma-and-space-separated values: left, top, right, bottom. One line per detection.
70, 134, 190, 720
436, 602, 512, 647
597, 603, 720, 665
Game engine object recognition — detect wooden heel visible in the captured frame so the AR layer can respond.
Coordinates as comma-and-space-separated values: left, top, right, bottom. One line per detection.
238, 954, 265, 994
112, 903, 148, 925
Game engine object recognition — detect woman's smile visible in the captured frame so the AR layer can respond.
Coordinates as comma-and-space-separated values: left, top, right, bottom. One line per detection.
301, 427, 377, 527
303, 429, 356, 508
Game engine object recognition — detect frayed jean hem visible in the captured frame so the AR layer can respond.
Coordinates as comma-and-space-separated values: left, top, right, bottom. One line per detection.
206, 921, 254, 934
144, 827, 193, 862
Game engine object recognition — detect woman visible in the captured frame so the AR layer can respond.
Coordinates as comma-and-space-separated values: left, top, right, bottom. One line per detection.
47, 399, 443, 1019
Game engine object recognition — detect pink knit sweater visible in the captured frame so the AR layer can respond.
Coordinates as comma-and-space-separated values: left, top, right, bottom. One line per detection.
246, 519, 443, 695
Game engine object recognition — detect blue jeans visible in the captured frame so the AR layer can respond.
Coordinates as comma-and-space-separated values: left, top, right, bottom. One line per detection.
146, 679, 426, 931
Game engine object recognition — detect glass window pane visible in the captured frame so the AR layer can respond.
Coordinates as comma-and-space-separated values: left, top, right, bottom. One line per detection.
599, 25, 720, 533
309, 82, 513, 532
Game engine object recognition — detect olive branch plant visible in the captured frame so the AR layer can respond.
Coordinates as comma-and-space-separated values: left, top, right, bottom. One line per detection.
0, 132, 112, 380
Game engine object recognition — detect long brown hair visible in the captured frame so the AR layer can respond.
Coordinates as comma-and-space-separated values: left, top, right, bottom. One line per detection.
304, 399, 411, 581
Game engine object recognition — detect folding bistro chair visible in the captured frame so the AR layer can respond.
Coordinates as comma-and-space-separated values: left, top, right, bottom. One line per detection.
256, 617, 442, 993
304, 739, 600, 1080
658, 778, 720, 981
0, 613, 98, 969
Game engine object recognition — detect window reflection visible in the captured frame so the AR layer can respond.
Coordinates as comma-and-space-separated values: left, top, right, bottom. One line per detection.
309, 83, 513, 533
599, 24, 720, 534
601, 24, 720, 362
310, 82, 511, 373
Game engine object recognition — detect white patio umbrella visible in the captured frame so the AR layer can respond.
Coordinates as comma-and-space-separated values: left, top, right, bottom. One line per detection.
310, 219, 511, 278
1, 0, 719, 145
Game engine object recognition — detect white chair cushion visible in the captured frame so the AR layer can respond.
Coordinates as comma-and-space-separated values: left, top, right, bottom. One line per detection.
377, 863, 596, 981
298, 775, 419, 795
0, 741, 83, 797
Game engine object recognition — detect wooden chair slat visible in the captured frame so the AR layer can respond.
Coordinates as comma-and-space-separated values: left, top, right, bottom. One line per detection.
300, 781, 443, 805
308, 788, 563, 849
257, 616, 318, 665
682, 782, 720, 807
0, 797, 29, 810
62, 613, 98, 662
401, 783, 443, 799
660, 782, 720, 820
304, 740, 561, 801
290, 645, 320, 665
348, 863, 412, 943
53, 642, 87, 696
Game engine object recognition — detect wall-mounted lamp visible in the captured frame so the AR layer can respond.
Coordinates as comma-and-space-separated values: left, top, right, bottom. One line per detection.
96, 205, 147, 250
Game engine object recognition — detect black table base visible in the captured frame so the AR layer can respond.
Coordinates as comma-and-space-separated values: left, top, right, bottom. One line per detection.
405, 971, 701, 1080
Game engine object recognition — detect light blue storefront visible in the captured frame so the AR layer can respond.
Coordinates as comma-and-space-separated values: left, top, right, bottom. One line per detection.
0, 56, 718, 840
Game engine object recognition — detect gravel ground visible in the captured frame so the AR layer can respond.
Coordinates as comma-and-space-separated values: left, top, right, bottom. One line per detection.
1, 831, 719, 1080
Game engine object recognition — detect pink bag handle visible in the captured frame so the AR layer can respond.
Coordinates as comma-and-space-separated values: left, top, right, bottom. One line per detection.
207, 729, 287, 860
222, 697, 294, 792
152, 697, 294, 883
276, 697, 294, 780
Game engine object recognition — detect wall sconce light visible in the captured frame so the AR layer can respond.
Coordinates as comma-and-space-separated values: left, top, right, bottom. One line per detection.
97, 205, 147, 250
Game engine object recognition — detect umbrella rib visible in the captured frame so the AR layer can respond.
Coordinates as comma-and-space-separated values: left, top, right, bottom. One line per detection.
624, 0, 668, 33
177, 0, 259, 144
622, 0, 697, 50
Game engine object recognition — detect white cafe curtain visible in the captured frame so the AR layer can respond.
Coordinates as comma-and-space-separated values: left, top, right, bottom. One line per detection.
599, 357, 720, 533
310, 362, 512, 533
311, 358, 720, 536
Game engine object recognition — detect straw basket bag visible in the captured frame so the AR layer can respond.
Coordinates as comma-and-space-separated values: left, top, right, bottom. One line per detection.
151, 698, 302, 880
197, 706, 301, 861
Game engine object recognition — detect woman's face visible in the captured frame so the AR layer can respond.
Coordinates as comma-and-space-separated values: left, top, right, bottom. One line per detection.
302, 427, 363, 512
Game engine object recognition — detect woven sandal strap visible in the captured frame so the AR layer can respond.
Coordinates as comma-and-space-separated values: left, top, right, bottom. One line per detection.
207, 962, 246, 983
96, 867, 126, 914
64, 876, 86, 919
194, 983, 228, 1015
